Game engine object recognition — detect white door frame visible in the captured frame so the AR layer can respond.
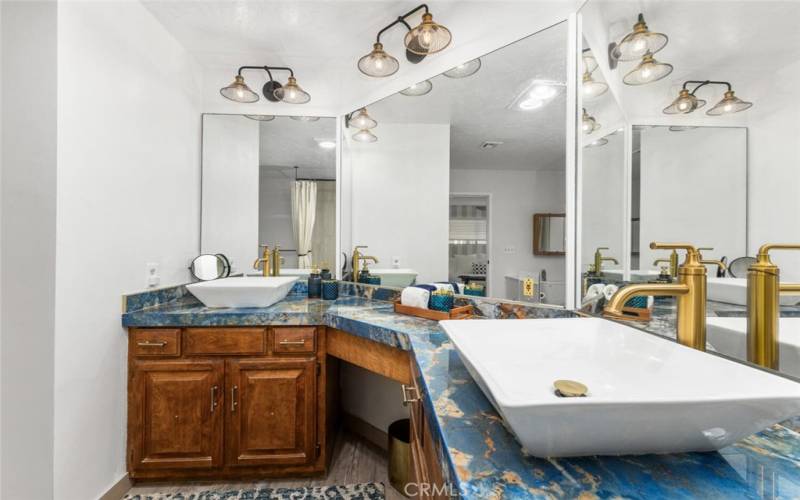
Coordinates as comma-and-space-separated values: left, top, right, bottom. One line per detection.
449, 192, 493, 297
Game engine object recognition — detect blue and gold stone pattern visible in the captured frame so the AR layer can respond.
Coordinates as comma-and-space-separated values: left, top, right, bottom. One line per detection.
122, 282, 800, 499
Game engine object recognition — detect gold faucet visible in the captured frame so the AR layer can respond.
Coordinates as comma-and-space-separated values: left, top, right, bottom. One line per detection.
653, 250, 679, 279
253, 244, 271, 277
593, 247, 619, 275
746, 244, 800, 369
606, 242, 708, 351
271, 245, 281, 277
352, 245, 379, 279
697, 247, 727, 276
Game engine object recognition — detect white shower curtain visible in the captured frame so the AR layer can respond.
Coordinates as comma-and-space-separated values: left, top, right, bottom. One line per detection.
291, 180, 317, 268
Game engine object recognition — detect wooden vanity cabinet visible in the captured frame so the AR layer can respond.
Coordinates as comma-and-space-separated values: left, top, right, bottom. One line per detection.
127, 326, 331, 481
407, 358, 447, 500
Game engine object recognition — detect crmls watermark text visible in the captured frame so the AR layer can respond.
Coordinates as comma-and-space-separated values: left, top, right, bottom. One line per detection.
403, 482, 461, 498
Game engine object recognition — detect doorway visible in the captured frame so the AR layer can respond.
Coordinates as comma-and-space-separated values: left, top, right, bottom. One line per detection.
448, 194, 491, 296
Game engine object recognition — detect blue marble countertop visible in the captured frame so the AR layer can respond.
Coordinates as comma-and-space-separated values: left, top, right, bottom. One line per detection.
122, 291, 800, 498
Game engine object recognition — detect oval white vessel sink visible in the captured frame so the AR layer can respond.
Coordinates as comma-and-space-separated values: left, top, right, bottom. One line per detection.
369, 268, 418, 287
440, 317, 800, 457
187, 276, 298, 308
708, 317, 800, 378
707, 277, 799, 306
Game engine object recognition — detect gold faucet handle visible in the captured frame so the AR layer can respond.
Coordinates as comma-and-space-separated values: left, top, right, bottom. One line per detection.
758, 244, 800, 257
650, 242, 701, 266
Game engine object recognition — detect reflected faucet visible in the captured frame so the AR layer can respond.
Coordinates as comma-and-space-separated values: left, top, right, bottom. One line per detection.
606, 242, 708, 351
253, 244, 271, 277
697, 247, 727, 277
352, 245, 379, 279
653, 250, 679, 279
747, 244, 800, 370
593, 247, 619, 275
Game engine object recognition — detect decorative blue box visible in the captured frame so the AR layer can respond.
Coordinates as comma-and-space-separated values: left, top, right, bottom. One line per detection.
322, 280, 339, 300
430, 293, 454, 312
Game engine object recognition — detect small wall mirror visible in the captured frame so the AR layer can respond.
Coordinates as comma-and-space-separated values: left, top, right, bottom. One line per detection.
189, 254, 231, 281
533, 213, 565, 255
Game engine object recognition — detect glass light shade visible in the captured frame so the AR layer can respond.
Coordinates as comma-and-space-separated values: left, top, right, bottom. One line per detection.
581, 109, 600, 134
706, 90, 753, 116
350, 108, 377, 129
662, 89, 706, 114
352, 129, 377, 143
616, 17, 668, 62
358, 42, 400, 77
290, 116, 320, 122
669, 126, 698, 132
623, 53, 673, 85
443, 58, 481, 78
220, 75, 259, 103
273, 76, 310, 104
401, 80, 433, 96
244, 114, 276, 121
404, 13, 452, 55
586, 137, 608, 148
582, 72, 608, 100
582, 52, 599, 74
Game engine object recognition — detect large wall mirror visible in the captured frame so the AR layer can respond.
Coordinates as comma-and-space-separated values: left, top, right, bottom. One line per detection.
201, 114, 337, 275
577, 0, 800, 381
341, 22, 569, 305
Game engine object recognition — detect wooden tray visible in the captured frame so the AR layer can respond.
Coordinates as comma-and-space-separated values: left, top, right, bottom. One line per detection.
393, 301, 473, 321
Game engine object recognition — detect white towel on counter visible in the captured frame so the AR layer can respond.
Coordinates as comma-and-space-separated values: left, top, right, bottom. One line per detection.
401, 287, 430, 309
432, 283, 455, 294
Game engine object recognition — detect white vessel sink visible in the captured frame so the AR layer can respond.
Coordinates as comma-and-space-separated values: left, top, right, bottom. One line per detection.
707, 317, 800, 378
440, 317, 800, 457
707, 278, 800, 306
603, 269, 661, 282
369, 268, 418, 287
187, 276, 298, 308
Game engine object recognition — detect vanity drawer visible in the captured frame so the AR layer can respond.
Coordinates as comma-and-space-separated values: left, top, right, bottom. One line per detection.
183, 328, 267, 355
272, 327, 316, 354
131, 329, 180, 357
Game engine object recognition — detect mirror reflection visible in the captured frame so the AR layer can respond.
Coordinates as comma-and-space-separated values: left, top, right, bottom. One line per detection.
201, 115, 336, 276
342, 22, 568, 305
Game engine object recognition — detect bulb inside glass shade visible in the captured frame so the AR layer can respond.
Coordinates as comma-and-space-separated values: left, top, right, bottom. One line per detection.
220, 75, 260, 103
444, 58, 481, 78
706, 91, 753, 116
358, 42, 400, 77
400, 80, 433, 96
404, 13, 452, 55
582, 72, 608, 100
352, 129, 377, 143
623, 52, 673, 85
616, 16, 668, 62
350, 109, 377, 129
274, 76, 310, 104
581, 109, 599, 134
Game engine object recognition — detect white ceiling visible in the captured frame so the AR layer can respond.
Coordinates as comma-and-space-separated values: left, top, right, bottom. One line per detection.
257, 116, 337, 180
365, 21, 568, 171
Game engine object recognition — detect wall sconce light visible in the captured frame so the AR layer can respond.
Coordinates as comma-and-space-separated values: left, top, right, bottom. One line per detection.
663, 80, 752, 116
612, 14, 668, 63
622, 51, 673, 85
582, 108, 600, 134
444, 58, 481, 78
346, 108, 379, 143
220, 66, 310, 104
357, 4, 452, 78
582, 71, 608, 100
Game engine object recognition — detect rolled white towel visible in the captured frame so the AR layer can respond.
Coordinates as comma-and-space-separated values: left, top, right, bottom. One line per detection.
401, 286, 430, 309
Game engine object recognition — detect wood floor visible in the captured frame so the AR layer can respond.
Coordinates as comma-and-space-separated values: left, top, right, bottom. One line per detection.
123, 430, 406, 500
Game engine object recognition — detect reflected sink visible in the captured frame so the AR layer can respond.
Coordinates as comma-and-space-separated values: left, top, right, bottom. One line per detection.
708, 317, 800, 378
707, 278, 800, 306
369, 268, 418, 287
603, 269, 661, 282
187, 276, 298, 308
440, 317, 800, 457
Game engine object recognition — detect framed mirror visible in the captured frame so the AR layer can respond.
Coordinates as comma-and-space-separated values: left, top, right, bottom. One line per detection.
340, 22, 569, 305
200, 114, 337, 276
533, 213, 565, 255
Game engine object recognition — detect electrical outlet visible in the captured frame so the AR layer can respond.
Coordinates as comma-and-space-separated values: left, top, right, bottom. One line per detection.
146, 262, 160, 288
503, 245, 516, 254
392, 256, 401, 268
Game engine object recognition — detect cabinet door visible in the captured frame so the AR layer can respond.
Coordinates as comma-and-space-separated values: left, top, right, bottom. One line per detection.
226, 358, 316, 466
129, 360, 223, 470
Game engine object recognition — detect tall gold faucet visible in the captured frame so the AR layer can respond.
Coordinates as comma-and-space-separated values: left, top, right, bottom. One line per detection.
697, 247, 727, 276
253, 244, 271, 277
271, 245, 281, 277
747, 244, 800, 369
606, 242, 708, 351
352, 245, 379, 279
653, 250, 679, 279
593, 247, 619, 275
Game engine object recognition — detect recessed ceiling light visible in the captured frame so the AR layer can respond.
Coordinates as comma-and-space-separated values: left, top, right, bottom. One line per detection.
480, 141, 503, 150
316, 139, 336, 149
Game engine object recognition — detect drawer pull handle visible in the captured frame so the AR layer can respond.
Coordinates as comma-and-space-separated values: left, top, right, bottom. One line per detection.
137, 340, 167, 348
279, 339, 306, 346
210, 385, 219, 413
401, 384, 420, 405
231, 385, 238, 413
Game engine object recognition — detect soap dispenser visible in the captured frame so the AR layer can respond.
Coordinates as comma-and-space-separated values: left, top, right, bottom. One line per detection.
308, 266, 322, 298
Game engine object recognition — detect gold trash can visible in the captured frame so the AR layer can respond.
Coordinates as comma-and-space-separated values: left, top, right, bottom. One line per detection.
388, 418, 411, 496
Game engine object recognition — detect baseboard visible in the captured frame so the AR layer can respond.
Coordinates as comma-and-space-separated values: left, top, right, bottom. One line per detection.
342, 412, 389, 451
98, 473, 132, 500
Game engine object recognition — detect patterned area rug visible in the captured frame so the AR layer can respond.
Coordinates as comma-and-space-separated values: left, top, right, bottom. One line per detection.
123, 482, 385, 500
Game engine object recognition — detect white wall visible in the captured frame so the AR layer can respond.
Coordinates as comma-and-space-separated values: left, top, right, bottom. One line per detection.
581, 131, 625, 272
1, 2, 58, 498
638, 127, 747, 269
202, 114, 259, 273
450, 168, 566, 297
55, 3, 203, 500
347, 123, 450, 283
